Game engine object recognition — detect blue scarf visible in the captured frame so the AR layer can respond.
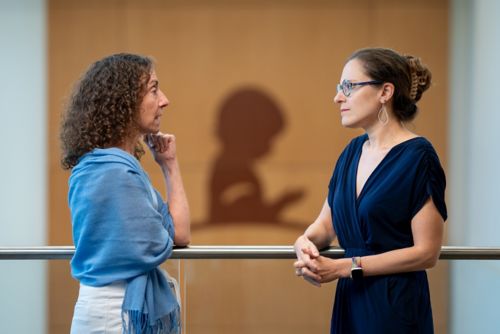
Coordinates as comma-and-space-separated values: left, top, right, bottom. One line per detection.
69, 148, 180, 334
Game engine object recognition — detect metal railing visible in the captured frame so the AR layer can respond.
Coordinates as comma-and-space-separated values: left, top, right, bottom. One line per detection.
1, 246, 500, 260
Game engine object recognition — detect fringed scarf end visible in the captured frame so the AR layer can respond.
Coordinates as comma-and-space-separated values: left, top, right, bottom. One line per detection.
122, 305, 181, 334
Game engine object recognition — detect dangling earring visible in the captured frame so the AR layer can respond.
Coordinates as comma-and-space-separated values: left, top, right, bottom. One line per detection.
378, 103, 389, 126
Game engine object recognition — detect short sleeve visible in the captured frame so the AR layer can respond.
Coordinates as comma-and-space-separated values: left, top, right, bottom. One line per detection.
410, 147, 447, 221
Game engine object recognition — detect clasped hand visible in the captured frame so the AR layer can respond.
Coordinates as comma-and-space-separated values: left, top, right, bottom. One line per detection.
294, 239, 349, 287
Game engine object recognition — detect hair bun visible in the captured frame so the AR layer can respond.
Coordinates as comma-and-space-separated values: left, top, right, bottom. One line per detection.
405, 55, 432, 102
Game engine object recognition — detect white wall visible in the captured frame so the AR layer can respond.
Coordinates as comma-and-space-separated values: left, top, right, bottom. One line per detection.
0, 0, 47, 333
449, 0, 500, 333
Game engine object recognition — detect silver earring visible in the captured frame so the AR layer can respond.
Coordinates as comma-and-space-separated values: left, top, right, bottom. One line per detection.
378, 104, 389, 126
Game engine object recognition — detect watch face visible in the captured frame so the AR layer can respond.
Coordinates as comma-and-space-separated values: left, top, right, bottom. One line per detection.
351, 267, 363, 280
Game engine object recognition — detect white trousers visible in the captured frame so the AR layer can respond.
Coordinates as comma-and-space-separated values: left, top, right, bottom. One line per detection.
70, 281, 127, 334
70, 270, 180, 334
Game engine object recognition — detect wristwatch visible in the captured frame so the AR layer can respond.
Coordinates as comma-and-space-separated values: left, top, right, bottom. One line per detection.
350, 256, 363, 280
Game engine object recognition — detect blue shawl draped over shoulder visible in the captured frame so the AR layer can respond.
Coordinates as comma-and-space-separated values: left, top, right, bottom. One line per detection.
69, 147, 180, 334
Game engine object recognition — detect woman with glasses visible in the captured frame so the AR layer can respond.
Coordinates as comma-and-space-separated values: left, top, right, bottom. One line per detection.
293, 47, 447, 333
61, 53, 190, 333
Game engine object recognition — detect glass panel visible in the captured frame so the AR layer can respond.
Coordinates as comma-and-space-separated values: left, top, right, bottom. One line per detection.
0, 254, 454, 333
183, 259, 335, 334
182, 259, 451, 334
49, 260, 77, 334
47, 259, 182, 334
427, 260, 449, 334
160, 260, 185, 333
449, 260, 500, 334
0, 261, 47, 334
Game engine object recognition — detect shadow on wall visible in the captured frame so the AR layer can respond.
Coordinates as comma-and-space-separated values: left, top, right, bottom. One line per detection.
205, 87, 305, 227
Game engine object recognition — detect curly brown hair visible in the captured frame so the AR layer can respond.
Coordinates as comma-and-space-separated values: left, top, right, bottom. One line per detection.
60, 53, 153, 169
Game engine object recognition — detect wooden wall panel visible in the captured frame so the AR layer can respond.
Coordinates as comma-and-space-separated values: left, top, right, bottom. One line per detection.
48, 0, 449, 333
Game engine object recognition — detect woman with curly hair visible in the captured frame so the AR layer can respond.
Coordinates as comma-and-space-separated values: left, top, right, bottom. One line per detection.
61, 53, 190, 334
294, 48, 447, 333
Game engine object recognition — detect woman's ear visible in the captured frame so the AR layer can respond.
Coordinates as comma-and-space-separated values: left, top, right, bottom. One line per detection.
380, 82, 395, 103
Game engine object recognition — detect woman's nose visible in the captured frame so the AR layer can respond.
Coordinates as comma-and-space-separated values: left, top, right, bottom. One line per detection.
159, 90, 169, 108
333, 90, 345, 104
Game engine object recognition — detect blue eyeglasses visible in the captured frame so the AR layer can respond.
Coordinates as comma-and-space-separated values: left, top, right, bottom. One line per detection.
336, 79, 383, 97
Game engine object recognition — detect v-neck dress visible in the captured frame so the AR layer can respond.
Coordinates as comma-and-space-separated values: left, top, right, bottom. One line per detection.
327, 134, 447, 334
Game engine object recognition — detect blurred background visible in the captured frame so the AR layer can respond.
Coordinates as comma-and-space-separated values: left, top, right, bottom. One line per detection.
1, 0, 499, 333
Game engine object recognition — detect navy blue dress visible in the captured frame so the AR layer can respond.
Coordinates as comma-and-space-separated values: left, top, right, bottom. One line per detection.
327, 134, 447, 334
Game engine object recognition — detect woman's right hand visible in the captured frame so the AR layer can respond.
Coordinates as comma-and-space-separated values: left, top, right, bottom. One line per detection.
144, 132, 177, 165
294, 235, 322, 286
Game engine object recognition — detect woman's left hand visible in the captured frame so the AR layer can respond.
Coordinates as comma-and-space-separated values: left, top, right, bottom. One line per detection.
306, 256, 351, 284
145, 132, 177, 163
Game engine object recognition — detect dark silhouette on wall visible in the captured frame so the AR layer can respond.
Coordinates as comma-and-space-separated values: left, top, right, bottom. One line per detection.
207, 87, 305, 224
